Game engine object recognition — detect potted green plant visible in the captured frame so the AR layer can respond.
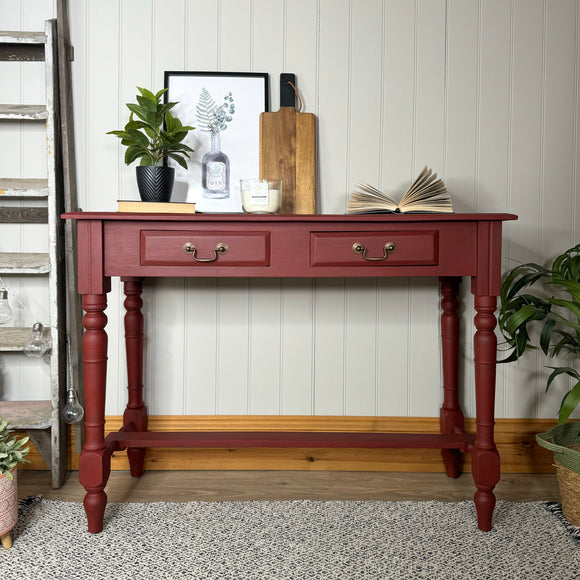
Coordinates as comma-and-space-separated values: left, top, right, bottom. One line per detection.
107, 87, 194, 202
498, 243, 580, 525
0, 418, 30, 549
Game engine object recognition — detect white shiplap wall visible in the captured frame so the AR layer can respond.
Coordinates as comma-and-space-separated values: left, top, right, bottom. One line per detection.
1, 0, 579, 421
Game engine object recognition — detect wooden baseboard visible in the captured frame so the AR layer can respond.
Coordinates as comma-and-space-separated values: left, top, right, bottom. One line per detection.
21, 415, 558, 474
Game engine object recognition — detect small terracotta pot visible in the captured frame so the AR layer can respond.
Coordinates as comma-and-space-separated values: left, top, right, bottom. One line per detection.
0, 468, 18, 549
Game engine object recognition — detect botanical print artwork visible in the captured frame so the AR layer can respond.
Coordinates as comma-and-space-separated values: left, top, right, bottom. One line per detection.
196, 88, 236, 200
164, 72, 268, 213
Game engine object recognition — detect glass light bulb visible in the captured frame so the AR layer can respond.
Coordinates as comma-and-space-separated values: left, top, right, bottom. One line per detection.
0, 288, 13, 325
63, 389, 84, 424
23, 322, 49, 358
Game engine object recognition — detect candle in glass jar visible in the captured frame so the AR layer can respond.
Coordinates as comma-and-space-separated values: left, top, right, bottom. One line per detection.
240, 179, 282, 214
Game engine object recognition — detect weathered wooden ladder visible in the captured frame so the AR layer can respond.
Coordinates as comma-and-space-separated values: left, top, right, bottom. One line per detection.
0, 2, 83, 489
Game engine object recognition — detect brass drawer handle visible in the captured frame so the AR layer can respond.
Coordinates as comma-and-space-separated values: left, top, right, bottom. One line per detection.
352, 241, 397, 261
183, 242, 229, 263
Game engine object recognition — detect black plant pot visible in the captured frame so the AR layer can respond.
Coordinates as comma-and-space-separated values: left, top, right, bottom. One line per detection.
136, 166, 175, 202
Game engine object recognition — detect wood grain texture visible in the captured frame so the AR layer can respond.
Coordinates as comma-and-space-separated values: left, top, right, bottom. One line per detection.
20, 416, 559, 474
18, 470, 560, 504
260, 107, 316, 214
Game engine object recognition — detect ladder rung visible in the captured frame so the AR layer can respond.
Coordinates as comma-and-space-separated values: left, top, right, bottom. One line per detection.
0, 105, 47, 120
0, 31, 46, 44
0, 326, 51, 351
0, 178, 48, 197
0, 207, 48, 223
0, 400, 53, 430
0, 252, 50, 274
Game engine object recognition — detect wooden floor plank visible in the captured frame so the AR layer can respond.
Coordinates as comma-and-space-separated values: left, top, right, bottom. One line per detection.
17, 470, 560, 503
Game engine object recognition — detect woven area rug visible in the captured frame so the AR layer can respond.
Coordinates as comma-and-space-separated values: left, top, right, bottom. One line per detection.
2, 498, 579, 580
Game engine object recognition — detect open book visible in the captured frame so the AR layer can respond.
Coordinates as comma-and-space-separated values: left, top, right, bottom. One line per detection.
347, 166, 453, 214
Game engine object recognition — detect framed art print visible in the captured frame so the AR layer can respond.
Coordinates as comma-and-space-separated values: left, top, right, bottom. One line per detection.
164, 71, 269, 213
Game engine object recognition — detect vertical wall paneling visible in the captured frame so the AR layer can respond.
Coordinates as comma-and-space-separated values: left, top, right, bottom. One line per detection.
219, 0, 252, 71
284, 0, 319, 117
503, 0, 544, 419
147, 1, 188, 414
344, 279, 378, 415
348, 0, 383, 189
185, 0, 219, 70
382, 0, 416, 191
343, 0, 383, 415
376, 278, 410, 416
313, 279, 346, 415
148, 278, 187, 414
280, 3, 318, 416
252, 0, 284, 105
184, 279, 219, 414
216, 279, 250, 413
248, 279, 282, 414
537, 0, 578, 418
280, 279, 314, 414
407, 1, 447, 417
317, 0, 350, 213
119, 0, 154, 203
5, 0, 578, 422
152, 0, 186, 89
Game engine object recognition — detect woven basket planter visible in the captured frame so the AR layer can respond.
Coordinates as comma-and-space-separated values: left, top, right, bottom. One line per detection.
537, 423, 580, 527
0, 468, 18, 548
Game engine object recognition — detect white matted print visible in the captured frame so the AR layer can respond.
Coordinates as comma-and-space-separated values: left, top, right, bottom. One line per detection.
164, 72, 269, 213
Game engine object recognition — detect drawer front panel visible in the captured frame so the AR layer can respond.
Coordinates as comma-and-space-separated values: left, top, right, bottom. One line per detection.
310, 231, 438, 267
141, 230, 270, 267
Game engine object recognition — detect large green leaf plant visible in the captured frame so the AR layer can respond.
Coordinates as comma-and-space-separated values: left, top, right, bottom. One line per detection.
498, 243, 580, 424
107, 87, 194, 169
0, 418, 30, 480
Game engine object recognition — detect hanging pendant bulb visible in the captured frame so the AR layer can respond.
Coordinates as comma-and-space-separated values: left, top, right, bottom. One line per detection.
0, 288, 13, 325
23, 322, 49, 358
63, 388, 84, 424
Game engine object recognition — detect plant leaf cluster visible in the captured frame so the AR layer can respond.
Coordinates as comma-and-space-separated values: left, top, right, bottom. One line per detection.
107, 87, 195, 169
196, 88, 235, 136
498, 243, 580, 424
0, 418, 30, 480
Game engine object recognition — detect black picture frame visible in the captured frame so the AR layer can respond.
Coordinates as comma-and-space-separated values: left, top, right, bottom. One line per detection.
164, 71, 269, 212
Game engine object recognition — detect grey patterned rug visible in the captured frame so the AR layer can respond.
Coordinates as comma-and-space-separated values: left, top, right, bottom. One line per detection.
2, 497, 579, 580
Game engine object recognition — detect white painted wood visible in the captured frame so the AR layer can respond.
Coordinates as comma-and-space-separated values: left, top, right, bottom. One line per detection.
0, 0, 574, 424
503, 0, 544, 419
216, 279, 250, 413
248, 279, 282, 414
184, 278, 218, 414
537, 0, 578, 418
344, 279, 377, 416
317, 0, 350, 214
280, 279, 314, 415
313, 278, 346, 415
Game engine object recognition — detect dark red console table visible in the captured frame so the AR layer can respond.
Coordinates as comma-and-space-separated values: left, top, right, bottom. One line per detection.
63, 212, 517, 533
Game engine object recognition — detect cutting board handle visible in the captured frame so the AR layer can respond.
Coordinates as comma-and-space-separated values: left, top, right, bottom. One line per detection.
280, 73, 297, 108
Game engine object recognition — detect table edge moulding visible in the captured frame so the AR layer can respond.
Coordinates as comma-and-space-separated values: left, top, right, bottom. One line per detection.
62, 211, 517, 534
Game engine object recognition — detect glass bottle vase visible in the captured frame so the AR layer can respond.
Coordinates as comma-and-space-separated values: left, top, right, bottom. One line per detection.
202, 134, 230, 199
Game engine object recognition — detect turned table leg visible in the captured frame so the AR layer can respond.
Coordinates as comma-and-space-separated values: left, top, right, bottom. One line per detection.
79, 294, 110, 534
439, 277, 465, 478
122, 278, 148, 477
472, 295, 501, 531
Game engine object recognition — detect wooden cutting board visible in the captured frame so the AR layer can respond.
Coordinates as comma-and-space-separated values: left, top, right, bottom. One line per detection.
259, 74, 316, 214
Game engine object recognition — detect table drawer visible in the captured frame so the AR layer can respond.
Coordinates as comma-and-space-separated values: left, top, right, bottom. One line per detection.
310, 231, 438, 267
140, 230, 270, 267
